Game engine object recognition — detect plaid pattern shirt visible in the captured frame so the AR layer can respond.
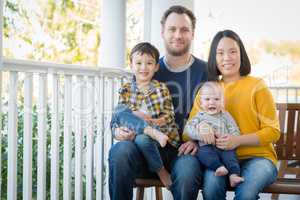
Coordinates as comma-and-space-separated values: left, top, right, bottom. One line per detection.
118, 78, 180, 147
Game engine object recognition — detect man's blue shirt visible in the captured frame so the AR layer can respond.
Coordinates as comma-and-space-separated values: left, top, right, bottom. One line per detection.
154, 56, 208, 137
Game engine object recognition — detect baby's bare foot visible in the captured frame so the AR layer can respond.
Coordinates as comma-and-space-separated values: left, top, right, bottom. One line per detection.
215, 166, 228, 176
230, 174, 244, 187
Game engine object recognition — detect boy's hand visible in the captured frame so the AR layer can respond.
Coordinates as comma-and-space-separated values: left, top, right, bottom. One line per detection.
197, 122, 215, 145
148, 118, 166, 126
114, 127, 135, 141
133, 111, 152, 121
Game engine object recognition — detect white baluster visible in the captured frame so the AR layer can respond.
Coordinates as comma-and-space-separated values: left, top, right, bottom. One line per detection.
86, 76, 95, 200
23, 72, 33, 200
63, 75, 72, 200
74, 76, 83, 200
37, 73, 47, 200
8, 71, 18, 200
51, 74, 60, 200
96, 75, 105, 200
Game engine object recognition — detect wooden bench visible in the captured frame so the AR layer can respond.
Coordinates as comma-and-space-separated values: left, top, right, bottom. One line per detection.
134, 103, 300, 200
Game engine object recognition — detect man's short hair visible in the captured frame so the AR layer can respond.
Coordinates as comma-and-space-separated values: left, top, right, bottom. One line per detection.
161, 5, 196, 30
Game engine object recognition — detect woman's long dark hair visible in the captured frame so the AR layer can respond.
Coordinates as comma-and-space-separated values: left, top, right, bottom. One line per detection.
207, 30, 251, 81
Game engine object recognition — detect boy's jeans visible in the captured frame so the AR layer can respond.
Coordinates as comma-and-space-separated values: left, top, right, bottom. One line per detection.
111, 104, 163, 172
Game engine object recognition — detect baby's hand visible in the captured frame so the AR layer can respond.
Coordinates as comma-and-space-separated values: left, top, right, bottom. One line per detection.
214, 131, 222, 138
197, 122, 215, 145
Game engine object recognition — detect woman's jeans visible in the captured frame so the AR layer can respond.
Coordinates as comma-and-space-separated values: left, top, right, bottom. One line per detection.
202, 157, 278, 200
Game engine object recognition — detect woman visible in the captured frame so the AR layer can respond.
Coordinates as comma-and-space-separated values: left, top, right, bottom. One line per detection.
187, 30, 280, 200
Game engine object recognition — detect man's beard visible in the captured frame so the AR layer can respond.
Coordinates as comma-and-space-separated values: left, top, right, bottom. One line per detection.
165, 42, 191, 56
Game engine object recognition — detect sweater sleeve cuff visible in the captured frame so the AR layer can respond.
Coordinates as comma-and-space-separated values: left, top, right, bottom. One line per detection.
256, 127, 280, 146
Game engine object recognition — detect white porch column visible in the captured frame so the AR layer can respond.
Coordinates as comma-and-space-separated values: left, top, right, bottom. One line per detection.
146, 0, 194, 55
99, 0, 126, 68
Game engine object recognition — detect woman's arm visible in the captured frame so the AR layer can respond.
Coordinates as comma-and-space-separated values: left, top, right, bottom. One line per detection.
216, 133, 260, 150
252, 80, 280, 145
217, 79, 280, 150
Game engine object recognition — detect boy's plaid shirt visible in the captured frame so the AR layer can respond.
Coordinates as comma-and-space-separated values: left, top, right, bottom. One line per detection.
118, 78, 180, 147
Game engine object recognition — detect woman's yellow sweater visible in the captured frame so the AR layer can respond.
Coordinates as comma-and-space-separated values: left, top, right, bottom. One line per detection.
184, 76, 280, 165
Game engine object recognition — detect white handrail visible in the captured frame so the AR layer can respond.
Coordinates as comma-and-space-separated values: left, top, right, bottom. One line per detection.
2, 58, 132, 77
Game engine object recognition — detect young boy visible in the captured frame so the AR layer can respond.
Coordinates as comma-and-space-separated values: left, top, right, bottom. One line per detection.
110, 42, 180, 188
184, 81, 244, 187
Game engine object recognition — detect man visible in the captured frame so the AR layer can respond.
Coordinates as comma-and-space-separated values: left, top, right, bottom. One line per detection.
109, 5, 207, 200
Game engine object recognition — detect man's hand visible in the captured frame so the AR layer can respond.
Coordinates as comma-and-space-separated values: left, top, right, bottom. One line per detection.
114, 127, 136, 141
178, 140, 198, 156
197, 122, 216, 145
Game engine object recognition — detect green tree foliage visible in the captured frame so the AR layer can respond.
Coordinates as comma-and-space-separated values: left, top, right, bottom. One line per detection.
260, 40, 300, 61
3, 0, 101, 66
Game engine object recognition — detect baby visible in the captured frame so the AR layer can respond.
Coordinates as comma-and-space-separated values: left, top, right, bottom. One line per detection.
185, 81, 244, 187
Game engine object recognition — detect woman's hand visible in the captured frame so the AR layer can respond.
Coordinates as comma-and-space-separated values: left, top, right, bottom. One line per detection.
197, 122, 215, 145
216, 135, 240, 150
114, 127, 136, 141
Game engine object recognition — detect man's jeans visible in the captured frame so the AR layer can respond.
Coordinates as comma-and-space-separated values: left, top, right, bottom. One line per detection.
202, 157, 278, 200
108, 141, 203, 200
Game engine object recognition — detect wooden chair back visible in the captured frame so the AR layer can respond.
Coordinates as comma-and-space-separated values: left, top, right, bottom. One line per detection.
275, 103, 300, 161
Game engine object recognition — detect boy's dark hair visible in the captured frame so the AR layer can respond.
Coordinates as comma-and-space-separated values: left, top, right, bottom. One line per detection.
161, 5, 196, 30
208, 29, 251, 81
130, 42, 160, 63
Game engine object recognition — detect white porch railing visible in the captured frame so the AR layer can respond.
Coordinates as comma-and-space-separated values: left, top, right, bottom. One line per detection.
270, 86, 300, 103
0, 58, 131, 200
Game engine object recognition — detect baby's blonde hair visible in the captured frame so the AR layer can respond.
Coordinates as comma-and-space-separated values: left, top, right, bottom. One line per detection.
199, 81, 225, 111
